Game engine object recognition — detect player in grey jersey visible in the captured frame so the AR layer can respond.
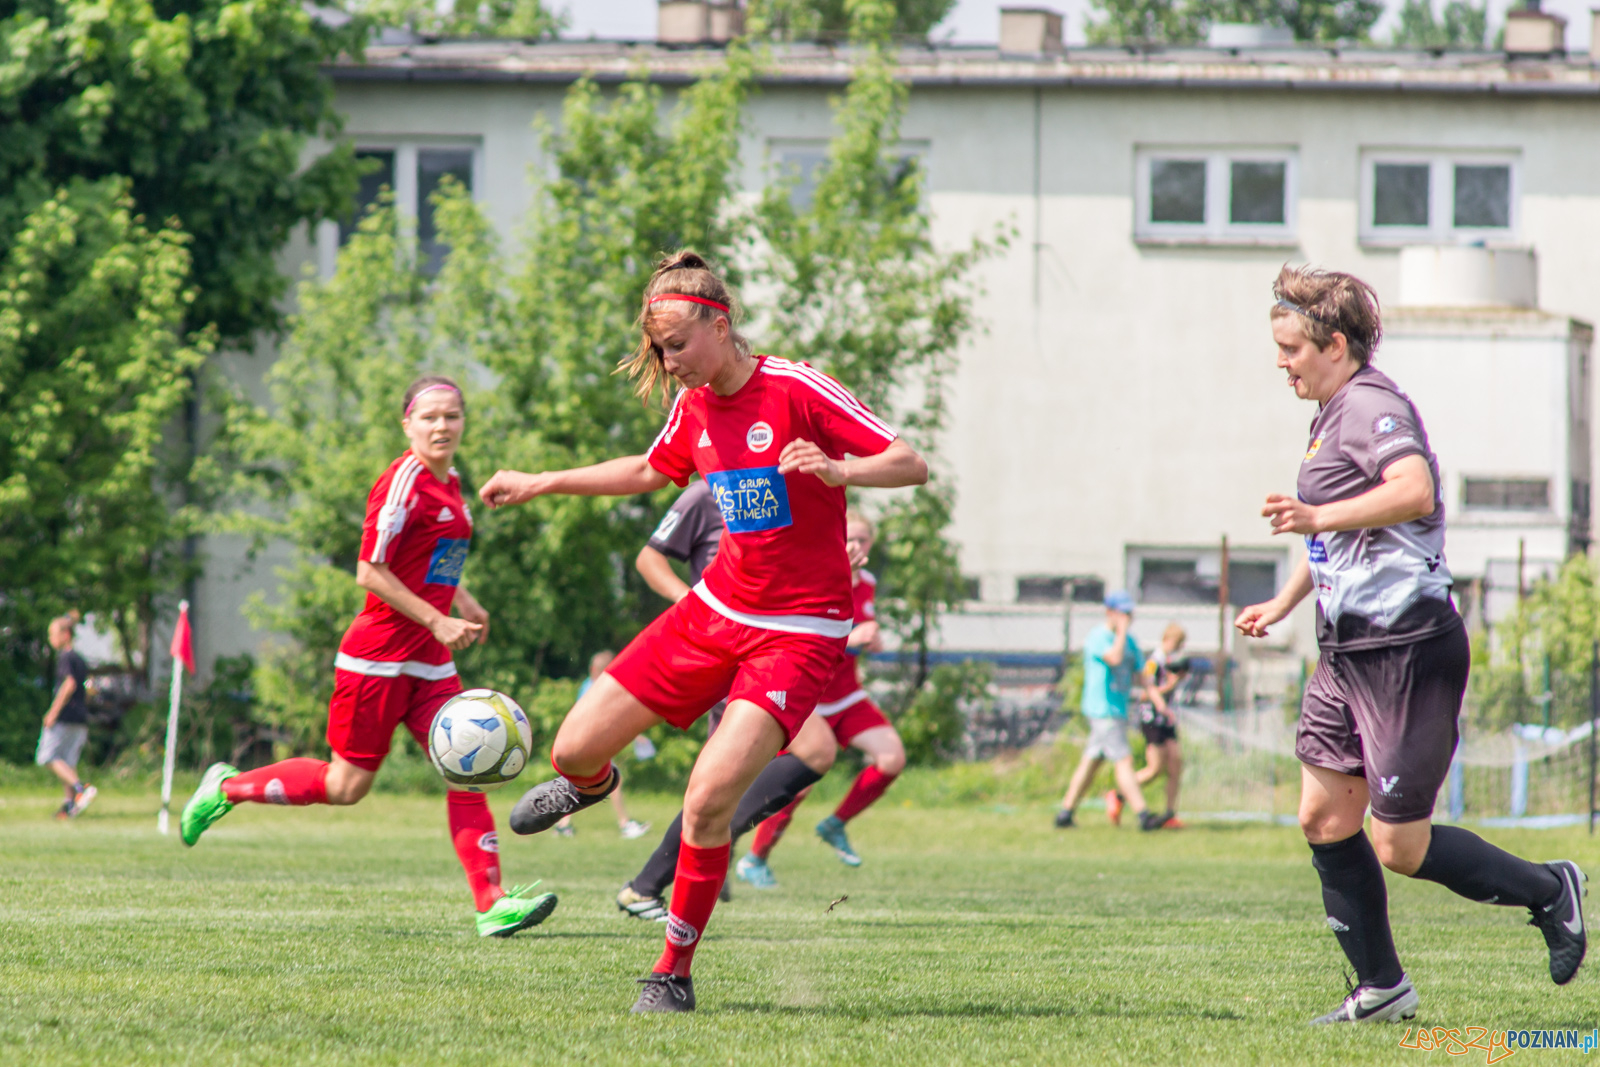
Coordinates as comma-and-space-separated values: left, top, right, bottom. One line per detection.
1235, 265, 1586, 1026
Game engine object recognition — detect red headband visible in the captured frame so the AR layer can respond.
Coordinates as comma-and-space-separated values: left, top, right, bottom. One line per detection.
648, 293, 730, 314
404, 383, 461, 417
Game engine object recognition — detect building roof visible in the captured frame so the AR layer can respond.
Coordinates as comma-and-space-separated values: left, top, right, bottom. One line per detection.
332, 39, 1600, 96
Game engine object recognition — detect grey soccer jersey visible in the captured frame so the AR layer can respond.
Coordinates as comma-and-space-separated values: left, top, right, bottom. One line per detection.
648, 479, 724, 586
1298, 366, 1455, 650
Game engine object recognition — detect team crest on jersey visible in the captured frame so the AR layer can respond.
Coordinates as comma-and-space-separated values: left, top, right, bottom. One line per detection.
1372, 413, 1403, 436
707, 467, 793, 533
746, 421, 775, 452
1303, 436, 1323, 463
425, 538, 470, 586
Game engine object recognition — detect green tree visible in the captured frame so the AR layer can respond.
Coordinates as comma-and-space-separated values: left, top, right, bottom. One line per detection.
1086, 0, 1205, 44
1390, 0, 1487, 48
749, 0, 956, 40
355, 0, 563, 39
0, 180, 208, 760
746, 0, 1000, 729
1, 0, 368, 342
1469, 556, 1600, 733
1088, 0, 1381, 44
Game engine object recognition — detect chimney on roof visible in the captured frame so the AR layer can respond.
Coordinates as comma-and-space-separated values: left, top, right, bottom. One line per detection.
658, 1, 743, 46
1000, 8, 1065, 55
1504, 3, 1566, 55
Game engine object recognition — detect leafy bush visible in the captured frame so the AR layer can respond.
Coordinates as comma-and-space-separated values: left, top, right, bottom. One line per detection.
1469, 556, 1600, 733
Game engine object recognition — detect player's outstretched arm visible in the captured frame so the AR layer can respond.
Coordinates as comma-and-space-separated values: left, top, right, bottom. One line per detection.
1234, 558, 1313, 638
479, 455, 670, 509
777, 438, 928, 489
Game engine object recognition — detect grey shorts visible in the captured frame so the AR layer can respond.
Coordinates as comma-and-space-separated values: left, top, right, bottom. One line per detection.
1083, 717, 1133, 762
36, 722, 89, 768
1296, 621, 1469, 824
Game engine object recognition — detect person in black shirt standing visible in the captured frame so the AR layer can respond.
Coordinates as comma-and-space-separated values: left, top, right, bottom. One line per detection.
38, 614, 96, 819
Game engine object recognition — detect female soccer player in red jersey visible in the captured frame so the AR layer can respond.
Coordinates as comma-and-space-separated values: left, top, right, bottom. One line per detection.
180, 376, 558, 939
739, 509, 907, 884
480, 251, 928, 1012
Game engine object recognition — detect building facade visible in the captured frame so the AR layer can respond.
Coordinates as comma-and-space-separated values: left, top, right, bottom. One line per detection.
189, 34, 1600, 678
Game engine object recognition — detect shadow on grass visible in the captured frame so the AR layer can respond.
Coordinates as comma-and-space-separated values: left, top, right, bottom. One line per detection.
719, 1001, 1245, 1021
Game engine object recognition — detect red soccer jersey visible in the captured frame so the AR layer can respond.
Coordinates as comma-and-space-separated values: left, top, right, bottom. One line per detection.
818, 570, 878, 702
646, 356, 897, 637
338, 452, 474, 666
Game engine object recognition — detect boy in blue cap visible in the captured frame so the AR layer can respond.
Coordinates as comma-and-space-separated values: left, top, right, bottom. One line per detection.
1055, 591, 1162, 831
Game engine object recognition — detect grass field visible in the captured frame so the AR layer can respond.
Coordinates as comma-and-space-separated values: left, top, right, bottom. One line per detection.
3, 773, 1597, 1066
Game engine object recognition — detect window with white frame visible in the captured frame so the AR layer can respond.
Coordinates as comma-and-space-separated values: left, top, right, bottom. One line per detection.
318, 141, 482, 277
1134, 147, 1297, 243
1360, 151, 1517, 244
1125, 546, 1285, 608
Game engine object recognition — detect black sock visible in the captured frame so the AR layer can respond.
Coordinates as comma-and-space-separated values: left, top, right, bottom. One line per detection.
730, 753, 824, 842
1412, 824, 1561, 908
627, 754, 824, 899
1310, 831, 1405, 989
630, 811, 684, 900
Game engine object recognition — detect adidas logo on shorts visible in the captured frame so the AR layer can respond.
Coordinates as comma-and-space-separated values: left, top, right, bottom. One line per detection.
766, 690, 787, 710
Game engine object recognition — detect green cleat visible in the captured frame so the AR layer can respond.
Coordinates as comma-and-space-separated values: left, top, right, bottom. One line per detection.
477, 883, 559, 938
181, 762, 239, 847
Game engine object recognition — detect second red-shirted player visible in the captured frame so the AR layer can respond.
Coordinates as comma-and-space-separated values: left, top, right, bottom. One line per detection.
479, 251, 928, 1013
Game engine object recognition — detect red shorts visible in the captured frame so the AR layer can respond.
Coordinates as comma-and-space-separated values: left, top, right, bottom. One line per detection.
821, 692, 892, 747
606, 593, 845, 744
326, 667, 462, 771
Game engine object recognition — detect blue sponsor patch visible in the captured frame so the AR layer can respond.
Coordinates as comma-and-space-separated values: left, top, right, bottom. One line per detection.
425, 538, 470, 586
706, 467, 793, 533
1306, 535, 1328, 563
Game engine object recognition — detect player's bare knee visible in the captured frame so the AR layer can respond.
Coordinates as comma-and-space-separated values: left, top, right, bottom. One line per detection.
877, 747, 905, 776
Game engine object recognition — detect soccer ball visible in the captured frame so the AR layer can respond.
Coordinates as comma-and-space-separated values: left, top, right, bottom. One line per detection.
428, 689, 533, 792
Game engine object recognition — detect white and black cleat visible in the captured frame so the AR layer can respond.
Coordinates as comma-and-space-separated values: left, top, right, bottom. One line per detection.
1530, 859, 1587, 986
631, 972, 695, 1013
1309, 976, 1418, 1025
509, 767, 619, 835
616, 884, 669, 922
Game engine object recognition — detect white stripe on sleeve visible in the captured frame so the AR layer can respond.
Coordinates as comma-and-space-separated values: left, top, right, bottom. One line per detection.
761, 360, 897, 442
371, 455, 422, 563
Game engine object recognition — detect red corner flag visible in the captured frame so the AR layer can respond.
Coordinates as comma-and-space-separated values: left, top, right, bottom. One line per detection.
171, 600, 196, 675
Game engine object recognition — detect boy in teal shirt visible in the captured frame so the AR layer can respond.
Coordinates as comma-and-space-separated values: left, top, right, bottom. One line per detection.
1055, 591, 1162, 831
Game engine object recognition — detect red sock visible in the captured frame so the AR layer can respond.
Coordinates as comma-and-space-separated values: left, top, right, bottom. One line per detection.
222, 758, 329, 805
552, 756, 615, 790
751, 789, 810, 861
833, 765, 898, 823
654, 841, 730, 978
448, 791, 504, 911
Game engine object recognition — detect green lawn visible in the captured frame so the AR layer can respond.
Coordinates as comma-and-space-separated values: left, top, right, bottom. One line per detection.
2, 778, 1596, 1066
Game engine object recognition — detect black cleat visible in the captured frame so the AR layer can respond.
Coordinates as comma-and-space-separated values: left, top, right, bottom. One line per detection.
1054, 808, 1075, 829
719, 879, 733, 903
508, 768, 619, 835
631, 972, 695, 1013
1309, 975, 1418, 1024
1530, 859, 1587, 985
1137, 811, 1166, 832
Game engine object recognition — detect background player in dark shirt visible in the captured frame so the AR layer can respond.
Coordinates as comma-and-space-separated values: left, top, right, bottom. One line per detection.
615, 478, 840, 921
1237, 265, 1585, 1024
37, 614, 96, 818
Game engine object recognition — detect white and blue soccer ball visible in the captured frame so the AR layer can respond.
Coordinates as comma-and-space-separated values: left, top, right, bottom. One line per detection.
428, 689, 533, 792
